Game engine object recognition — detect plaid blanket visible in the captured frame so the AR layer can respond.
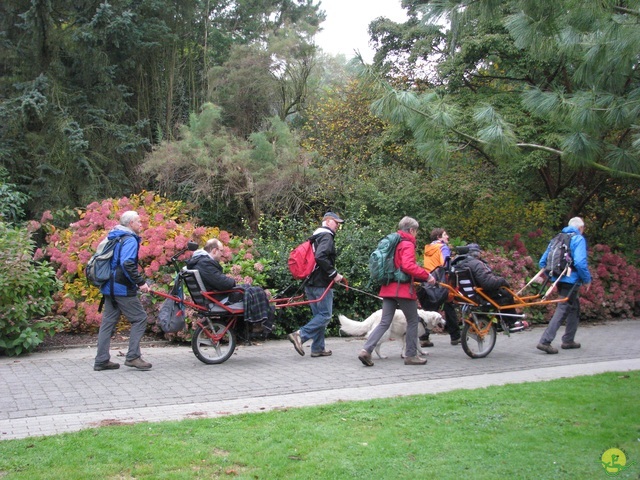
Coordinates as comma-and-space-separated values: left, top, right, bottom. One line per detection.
243, 286, 275, 332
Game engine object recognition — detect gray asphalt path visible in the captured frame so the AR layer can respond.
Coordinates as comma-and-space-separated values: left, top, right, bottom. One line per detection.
1, 319, 639, 440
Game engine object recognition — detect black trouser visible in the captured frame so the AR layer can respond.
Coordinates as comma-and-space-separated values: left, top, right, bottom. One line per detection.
488, 289, 518, 324
417, 288, 461, 341
441, 301, 461, 340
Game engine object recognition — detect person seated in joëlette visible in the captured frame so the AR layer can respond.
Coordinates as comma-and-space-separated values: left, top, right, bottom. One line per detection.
455, 243, 523, 331
186, 238, 274, 331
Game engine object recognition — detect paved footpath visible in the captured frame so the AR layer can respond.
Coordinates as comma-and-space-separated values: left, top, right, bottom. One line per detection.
1, 319, 639, 441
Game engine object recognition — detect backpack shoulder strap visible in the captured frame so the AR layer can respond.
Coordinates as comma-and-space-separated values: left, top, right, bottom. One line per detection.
109, 234, 134, 304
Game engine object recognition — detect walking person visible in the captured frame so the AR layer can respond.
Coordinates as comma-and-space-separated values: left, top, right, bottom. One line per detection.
288, 212, 344, 357
419, 228, 462, 346
358, 216, 436, 367
93, 211, 152, 371
537, 217, 592, 354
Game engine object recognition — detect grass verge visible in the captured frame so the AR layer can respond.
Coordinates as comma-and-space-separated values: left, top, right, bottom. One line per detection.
0, 371, 638, 479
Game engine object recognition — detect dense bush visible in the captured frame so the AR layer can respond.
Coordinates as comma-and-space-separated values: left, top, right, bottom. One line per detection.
0, 168, 29, 224
255, 213, 386, 336
33, 195, 640, 349
0, 221, 62, 355
258, 219, 640, 331
38, 192, 268, 336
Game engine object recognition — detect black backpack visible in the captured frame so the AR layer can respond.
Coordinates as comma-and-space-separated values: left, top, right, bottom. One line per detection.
544, 232, 574, 277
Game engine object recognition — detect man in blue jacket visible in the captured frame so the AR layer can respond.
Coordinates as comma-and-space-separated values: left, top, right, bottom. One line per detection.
94, 211, 152, 371
537, 217, 592, 354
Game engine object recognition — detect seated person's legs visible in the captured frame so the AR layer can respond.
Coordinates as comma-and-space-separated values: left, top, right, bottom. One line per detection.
488, 288, 522, 329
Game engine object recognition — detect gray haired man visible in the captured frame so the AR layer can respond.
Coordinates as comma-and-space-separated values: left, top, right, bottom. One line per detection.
94, 211, 152, 371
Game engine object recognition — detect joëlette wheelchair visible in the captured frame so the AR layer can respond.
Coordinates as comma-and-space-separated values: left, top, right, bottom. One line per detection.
437, 246, 577, 359
152, 242, 333, 364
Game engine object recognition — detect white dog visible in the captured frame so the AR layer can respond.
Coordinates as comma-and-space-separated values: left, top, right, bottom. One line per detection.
338, 309, 445, 359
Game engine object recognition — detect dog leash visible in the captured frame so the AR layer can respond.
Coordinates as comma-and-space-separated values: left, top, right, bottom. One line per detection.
335, 280, 382, 300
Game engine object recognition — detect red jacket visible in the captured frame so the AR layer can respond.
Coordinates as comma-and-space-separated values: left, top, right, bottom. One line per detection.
379, 230, 432, 300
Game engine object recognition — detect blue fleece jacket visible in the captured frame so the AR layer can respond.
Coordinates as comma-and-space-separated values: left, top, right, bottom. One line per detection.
99, 226, 145, 297
539, 226, 592, 285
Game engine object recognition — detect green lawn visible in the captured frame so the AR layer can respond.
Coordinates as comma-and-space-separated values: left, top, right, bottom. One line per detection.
1, 371, 639, 479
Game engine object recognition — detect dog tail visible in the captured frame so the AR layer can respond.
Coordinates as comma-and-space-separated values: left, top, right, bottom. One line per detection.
338, 314, 372, 337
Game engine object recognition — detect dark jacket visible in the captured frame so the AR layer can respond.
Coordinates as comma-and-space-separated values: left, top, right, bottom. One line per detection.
186, 250, 236, 292
456, 255, 508, 293
100, 226, 146, 297
307, 226, 338, 288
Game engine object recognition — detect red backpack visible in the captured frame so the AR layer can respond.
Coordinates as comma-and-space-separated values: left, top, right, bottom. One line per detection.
288, 237, 317, 279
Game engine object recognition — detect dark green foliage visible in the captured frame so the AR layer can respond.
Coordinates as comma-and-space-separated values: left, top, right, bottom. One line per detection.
255, 215, 384, 335
0, 0, 324, 219
365, 0, 640, 241
0, 167, 29, 223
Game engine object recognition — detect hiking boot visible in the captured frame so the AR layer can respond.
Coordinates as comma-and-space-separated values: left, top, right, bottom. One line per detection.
420, 339, 434, 348
311, 350, 332, 357
358, 349, 374, 367
450, 338, 461, 346
404, 355, 428, 365
124, 357, 152, 370
536, 343, 558, 354
561, 341, 581, 349
288, 331, 305, 356
94, 361, 120, 371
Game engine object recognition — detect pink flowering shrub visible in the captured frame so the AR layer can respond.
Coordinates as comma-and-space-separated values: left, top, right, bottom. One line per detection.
38, 192, 269, 334
582, 245, 640, 320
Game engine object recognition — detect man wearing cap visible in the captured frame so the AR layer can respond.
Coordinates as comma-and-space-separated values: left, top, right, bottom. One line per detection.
288, 212, 344, 357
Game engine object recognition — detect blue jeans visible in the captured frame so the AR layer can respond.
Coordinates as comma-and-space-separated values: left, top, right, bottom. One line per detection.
300, 286, 333, 353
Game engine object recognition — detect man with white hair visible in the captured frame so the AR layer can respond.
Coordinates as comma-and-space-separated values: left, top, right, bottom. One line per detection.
94, 210, 152, 371
537, 217, 592, 354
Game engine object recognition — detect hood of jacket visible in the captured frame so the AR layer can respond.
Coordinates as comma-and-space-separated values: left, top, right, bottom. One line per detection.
107, 225, 140, 242
186, 250, 213, 268
397, 229, 417, 245
562, 225, 581, 236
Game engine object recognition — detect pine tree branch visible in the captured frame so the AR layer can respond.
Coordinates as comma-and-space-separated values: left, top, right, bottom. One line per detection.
588, 161, 640, 179
516, 143, 562, 155
613, 6, 640, 17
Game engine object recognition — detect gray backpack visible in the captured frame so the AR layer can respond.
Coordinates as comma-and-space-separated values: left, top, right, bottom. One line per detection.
85, 236, 128, 287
